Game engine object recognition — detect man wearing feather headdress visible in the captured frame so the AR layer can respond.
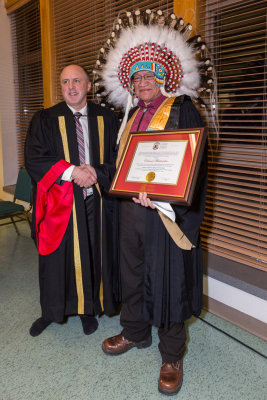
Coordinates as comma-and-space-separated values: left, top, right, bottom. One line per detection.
94, 9, 213, 396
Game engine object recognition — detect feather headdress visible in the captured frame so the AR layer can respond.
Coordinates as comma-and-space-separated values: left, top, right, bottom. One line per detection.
93, 9, 215, 141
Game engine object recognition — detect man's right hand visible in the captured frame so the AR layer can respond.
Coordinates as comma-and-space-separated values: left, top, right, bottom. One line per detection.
71, 165, 97, 188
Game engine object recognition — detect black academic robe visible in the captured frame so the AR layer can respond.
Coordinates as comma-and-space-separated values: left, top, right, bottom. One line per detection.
116, 96, 207, 327
25, 101, 120, 321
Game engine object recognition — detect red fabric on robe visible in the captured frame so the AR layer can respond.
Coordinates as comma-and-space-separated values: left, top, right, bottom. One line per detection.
35, 160, 73, 255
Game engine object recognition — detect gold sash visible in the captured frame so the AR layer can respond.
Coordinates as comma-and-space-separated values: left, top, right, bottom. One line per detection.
117, 98, 194, 250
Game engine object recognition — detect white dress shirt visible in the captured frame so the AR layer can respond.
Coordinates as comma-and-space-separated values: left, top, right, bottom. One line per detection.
61, 104, 93, 196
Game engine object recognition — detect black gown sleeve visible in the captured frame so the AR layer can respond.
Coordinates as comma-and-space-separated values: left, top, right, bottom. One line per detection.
24, 109, 61, 184
25, 109, 64, 241
172, 98, 208, 246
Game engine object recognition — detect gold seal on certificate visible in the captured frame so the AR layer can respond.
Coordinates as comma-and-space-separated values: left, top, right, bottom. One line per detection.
146, 172, 156, 182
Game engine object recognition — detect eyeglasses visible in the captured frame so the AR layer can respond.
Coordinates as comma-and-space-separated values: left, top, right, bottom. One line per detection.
132, 74, 155, 83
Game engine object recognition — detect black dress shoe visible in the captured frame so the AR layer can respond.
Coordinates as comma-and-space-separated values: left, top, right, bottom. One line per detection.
80, 315, 98, 335
29, 317, 52, 337
102, 333, 152, 355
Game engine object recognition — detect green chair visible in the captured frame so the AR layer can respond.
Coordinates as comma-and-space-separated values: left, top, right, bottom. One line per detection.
0, 168, 32, 234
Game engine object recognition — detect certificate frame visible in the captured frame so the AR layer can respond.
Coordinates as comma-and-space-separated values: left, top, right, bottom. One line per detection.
109, 127, 206, 205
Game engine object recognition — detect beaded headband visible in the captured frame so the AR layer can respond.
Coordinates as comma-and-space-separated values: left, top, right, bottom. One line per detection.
128, 61, 167, 90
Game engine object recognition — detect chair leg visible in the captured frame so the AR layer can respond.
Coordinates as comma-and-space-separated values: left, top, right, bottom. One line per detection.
10, 217, 20, 235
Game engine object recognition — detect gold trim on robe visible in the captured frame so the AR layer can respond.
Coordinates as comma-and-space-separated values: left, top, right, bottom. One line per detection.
97, 116, 104, 310
58, 116, 85, 314
116, 98, 194, 250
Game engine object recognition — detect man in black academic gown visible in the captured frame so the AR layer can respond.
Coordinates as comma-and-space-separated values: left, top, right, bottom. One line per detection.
102, 71, 207, 395
25, 64, 120, 337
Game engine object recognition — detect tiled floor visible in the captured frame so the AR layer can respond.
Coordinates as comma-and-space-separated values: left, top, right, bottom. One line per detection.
0, 220, 266, 400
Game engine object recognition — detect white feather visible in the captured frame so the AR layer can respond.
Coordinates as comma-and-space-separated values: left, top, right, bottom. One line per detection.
100, 22, 201, 110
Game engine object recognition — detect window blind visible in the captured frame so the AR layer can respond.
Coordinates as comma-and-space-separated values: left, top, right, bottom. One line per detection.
52, 0, 173, 102
10, 0, 43, 167
199, 0, 267, 271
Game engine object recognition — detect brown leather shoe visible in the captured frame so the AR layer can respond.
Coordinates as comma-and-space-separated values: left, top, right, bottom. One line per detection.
102, 333, 152, 355
158, 360, 183, 396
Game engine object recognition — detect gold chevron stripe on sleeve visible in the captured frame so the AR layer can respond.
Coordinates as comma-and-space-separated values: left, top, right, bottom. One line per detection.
58, 116, 84, 314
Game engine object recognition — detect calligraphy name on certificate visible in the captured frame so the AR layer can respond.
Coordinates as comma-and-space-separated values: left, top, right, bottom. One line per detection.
126, 140, 188, 185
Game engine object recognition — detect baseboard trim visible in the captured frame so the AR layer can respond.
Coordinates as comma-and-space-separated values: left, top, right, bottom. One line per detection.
203, 295, 267, 340
3, 184, 15, 195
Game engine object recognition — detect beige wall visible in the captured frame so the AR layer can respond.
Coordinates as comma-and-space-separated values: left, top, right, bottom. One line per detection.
0, 0, 18, 197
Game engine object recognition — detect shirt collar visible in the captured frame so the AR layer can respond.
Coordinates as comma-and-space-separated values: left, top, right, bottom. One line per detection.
137, 94, 166, 111
67, 103, 87, 116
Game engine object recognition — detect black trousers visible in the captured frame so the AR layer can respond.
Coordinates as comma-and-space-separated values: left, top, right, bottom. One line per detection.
119, 200, 186, 363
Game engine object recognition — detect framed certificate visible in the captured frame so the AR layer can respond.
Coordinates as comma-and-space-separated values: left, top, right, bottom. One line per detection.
109, 127, 206, 205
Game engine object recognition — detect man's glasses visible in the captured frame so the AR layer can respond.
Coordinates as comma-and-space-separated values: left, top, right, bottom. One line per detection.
132, 73, 155, 83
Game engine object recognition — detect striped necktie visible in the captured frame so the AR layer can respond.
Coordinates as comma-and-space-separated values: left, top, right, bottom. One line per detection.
74, 112, 87, 198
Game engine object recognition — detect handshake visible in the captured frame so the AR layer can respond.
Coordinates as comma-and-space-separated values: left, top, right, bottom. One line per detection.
71, 164, 97, 188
